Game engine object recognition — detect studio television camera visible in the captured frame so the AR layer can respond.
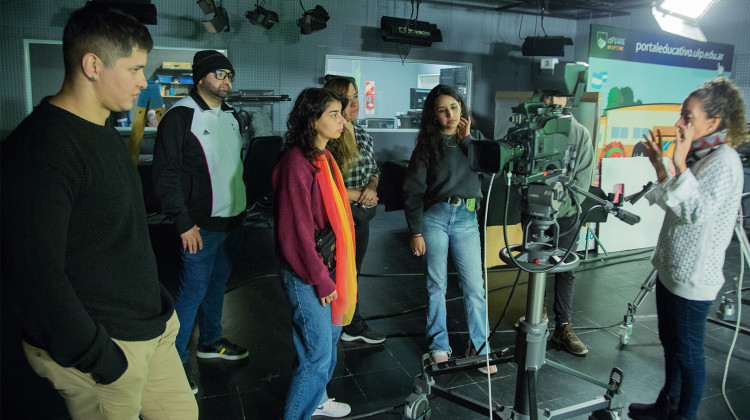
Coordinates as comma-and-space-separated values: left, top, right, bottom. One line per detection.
470, 60, 639, 272
470, 61, 588, 185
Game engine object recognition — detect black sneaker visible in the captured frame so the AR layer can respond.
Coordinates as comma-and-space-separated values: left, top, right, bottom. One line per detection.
183, 363, 198, 395
196, 338, 249, 360
340, 326, 386, 344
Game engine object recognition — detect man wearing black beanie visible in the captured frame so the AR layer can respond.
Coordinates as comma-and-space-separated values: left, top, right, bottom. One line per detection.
153, 50, 247, 394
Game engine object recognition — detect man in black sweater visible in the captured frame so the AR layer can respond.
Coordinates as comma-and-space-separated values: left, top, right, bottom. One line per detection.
1, 5, 198, 419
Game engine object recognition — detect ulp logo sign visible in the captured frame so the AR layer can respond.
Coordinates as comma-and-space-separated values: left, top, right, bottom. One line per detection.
597, 31, 608, 49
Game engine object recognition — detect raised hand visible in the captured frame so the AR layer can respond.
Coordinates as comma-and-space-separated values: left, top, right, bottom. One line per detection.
672, 123, 694, 177
457, 116, 471, 141
641, 129, 668, 182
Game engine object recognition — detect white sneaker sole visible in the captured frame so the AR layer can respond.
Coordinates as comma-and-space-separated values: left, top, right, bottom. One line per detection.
195, 351, 249, 360
340, 332, 385, 344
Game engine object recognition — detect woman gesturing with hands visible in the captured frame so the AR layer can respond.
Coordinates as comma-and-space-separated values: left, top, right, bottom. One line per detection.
629, 78, 747, 420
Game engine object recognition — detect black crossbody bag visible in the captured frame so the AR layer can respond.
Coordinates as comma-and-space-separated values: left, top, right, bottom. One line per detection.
314, 227, 336, 270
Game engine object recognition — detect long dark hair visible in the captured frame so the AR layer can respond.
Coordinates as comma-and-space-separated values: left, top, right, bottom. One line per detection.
688, 77, 748, 147
412, 84, 468, 167
283, 87, 347, 168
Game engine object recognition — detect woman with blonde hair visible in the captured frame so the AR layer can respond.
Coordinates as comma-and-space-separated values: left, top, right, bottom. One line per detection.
322, 76, 385, 344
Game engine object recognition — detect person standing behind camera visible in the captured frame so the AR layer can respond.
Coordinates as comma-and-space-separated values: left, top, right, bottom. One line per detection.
541, 95, 594, 357
628, 78, 746, 420
273, 88, 357, 419
402, 84, 496, 374
323, 77, 385, 345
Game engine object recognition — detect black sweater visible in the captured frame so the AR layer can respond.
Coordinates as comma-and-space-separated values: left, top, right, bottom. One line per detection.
402, 130, 487, 236
1, 99, 174, 384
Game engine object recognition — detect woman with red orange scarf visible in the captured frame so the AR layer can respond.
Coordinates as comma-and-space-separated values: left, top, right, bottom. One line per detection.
273, 88, 357, 420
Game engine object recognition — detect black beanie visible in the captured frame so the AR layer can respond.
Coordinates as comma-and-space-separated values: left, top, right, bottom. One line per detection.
192, 50, 234, 84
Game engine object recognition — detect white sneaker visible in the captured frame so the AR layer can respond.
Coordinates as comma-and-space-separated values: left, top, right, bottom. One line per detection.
313, 398, 351, 418
430, 349, 451, 363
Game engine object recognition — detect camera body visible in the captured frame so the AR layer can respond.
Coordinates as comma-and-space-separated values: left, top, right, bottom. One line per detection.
504, 101, 572, 179
469, 61, 588, 184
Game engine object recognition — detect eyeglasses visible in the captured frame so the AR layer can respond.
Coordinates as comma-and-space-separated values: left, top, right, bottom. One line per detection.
213, 70, 234, 82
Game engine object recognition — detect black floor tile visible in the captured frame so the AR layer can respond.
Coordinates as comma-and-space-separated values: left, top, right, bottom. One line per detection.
3, 206, 750, 420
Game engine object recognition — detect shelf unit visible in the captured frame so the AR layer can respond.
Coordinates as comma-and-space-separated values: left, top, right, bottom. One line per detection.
153, 67, 192, 101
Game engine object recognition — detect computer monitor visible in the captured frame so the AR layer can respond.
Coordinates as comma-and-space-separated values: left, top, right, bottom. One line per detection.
410, 88, 430, 110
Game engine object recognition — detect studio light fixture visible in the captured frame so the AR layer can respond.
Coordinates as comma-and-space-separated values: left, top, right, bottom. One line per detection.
297, 4, 329, 35
381, 16, 442, 47
197, 0, 229, 33
651, 0, 716, 42
196, 0, 215, 15
246, 3, 279, 30
87, 0, 157, 24
203, 6, 229, 33
521, 36, 573, 57
658, 0, 716, 20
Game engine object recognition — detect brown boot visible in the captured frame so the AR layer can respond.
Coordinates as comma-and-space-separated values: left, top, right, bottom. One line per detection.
628, 388, 678, 420
551, 323, 588, 356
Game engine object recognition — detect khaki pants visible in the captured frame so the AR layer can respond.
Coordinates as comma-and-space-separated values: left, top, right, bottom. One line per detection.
23, 312, 198, 420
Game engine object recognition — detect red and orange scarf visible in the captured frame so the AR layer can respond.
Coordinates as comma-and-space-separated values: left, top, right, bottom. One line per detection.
314, 152, 357, 326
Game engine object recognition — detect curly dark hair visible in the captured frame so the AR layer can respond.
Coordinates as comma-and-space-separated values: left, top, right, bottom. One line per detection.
412, 84, 468, 168
688, 77, 748, 146
283, 87, 347, 168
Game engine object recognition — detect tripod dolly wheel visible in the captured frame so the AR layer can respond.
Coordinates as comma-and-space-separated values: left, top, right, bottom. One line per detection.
618, 321, 632, 345
589, 408, 619, 419
403, 392, 431, 419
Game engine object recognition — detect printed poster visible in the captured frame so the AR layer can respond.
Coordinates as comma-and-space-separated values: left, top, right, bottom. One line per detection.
587, 24, 734, 187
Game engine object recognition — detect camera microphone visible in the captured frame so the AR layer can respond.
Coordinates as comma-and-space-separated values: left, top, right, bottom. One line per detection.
614, 208, 641, 225
624, 181, 654, 205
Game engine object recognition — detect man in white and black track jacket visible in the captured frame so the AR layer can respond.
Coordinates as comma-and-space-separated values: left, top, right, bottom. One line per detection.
152, 50, 248, 394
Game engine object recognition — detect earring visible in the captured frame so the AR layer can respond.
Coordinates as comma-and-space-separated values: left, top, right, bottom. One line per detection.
89, 76, 96, 82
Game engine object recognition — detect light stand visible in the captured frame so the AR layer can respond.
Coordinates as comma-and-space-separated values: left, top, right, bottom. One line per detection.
404, 178, 632, 420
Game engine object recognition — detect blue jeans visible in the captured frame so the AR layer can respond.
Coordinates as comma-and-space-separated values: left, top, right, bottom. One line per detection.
280, 265, 341, 420
174, 227, 243, 363
656, 278, 712, 420
423, 202, 489, 354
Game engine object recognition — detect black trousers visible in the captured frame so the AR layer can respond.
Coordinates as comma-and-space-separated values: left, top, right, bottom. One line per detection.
342, 213, 370, 335
552, 215, 578, 326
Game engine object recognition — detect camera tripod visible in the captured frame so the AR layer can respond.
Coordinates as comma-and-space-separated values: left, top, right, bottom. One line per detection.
403, 185, 628, 420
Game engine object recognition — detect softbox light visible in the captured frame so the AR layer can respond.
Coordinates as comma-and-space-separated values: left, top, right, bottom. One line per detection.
297, 5, 329, 35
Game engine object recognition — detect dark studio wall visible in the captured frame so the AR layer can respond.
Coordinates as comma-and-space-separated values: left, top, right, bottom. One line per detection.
0, 0, 578, 139
0, 0, 747, 138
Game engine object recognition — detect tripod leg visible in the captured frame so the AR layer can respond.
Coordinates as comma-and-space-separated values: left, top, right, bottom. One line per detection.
513, 272, 547, 418
527, 370, 539, 420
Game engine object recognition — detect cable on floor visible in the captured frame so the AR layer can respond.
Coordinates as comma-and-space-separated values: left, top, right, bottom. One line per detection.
721, 213, 747, 420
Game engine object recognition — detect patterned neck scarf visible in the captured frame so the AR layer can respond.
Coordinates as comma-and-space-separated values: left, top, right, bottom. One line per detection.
686, 129, 728, 167
314, 151, 357, 326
